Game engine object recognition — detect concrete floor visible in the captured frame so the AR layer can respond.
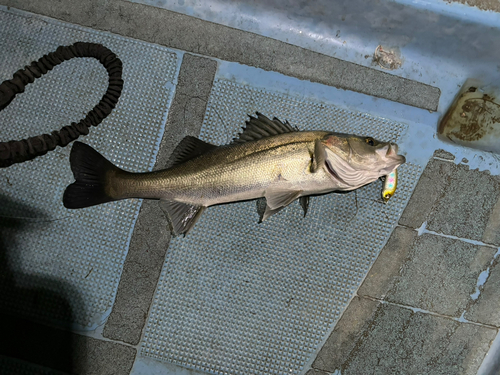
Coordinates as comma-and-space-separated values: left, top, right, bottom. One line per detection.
310, 153, 500, 374
1, 0, 500, 374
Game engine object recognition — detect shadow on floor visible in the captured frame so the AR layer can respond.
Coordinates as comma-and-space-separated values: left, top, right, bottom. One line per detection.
0, 194, 85, 374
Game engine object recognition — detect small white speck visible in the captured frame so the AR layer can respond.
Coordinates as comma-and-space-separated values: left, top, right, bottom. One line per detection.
417, 221, 427, 236
457, 311, 468, 323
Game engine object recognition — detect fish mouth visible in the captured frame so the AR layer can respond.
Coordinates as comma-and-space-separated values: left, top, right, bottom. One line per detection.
382, 143, 406, 164
388, 143, 397, 156
377, 143, 395, 157
390, 144, 406, 164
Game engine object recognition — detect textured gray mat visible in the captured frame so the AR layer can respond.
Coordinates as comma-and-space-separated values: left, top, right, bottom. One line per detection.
141, 80, 422, 374
0, 9, 179, 328
0, 356, 64, 375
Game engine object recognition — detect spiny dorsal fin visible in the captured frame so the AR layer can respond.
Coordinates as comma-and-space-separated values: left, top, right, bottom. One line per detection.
232, 112, 299, 144
159, 199, 205, 236
168, 136, 217, 166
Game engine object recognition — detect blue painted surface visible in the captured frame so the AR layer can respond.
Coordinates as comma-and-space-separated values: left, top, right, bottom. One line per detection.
131, 0, 500, 113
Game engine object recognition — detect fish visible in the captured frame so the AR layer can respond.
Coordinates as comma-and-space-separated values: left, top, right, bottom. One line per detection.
63, 112, 406, 236
382, 168, 398, 202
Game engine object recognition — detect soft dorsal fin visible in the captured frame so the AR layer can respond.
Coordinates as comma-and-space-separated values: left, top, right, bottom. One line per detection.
159, 199, 206, 236
168, 136, 217, 166
232, 112, 299, 144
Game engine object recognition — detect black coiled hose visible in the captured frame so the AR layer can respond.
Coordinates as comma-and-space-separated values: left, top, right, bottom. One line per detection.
0, 42, 123, 168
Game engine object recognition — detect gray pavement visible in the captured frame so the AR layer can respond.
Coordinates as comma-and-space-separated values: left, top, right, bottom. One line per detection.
310, 155, 500, 375
316, 301, 495, 375
0, 1, 499, 375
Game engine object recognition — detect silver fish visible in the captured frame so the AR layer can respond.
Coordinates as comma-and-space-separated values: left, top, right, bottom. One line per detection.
63, 113, 406, 235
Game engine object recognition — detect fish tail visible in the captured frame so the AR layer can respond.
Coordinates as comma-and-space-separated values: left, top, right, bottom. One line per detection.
63, 141, 122, 209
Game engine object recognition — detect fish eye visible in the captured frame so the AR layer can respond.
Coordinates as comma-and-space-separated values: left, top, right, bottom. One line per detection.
365, 137, 376, 146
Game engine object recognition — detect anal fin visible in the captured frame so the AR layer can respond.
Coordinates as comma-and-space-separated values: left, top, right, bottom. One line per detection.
159, 200, 205, 236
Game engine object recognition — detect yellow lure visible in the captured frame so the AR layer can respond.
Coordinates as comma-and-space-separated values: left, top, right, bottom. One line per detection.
382, 169, 398, 202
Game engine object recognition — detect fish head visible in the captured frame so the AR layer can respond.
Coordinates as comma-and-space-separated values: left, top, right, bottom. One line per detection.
321, 133, 406, 188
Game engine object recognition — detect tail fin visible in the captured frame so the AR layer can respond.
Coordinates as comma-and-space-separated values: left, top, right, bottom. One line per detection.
63, 142, 121, 209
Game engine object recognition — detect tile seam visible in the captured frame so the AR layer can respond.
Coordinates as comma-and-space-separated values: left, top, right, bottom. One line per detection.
397, 223, 500, 249
360, 295, 499, 330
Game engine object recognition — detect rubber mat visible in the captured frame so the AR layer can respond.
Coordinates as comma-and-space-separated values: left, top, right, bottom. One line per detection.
0, 356, 64, 375
141, 79, 422, 374
0, 9, 179, 328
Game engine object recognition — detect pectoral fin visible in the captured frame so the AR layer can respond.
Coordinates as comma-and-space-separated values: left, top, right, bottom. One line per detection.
159, 200, 205, 236
311, 139, 326, 173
